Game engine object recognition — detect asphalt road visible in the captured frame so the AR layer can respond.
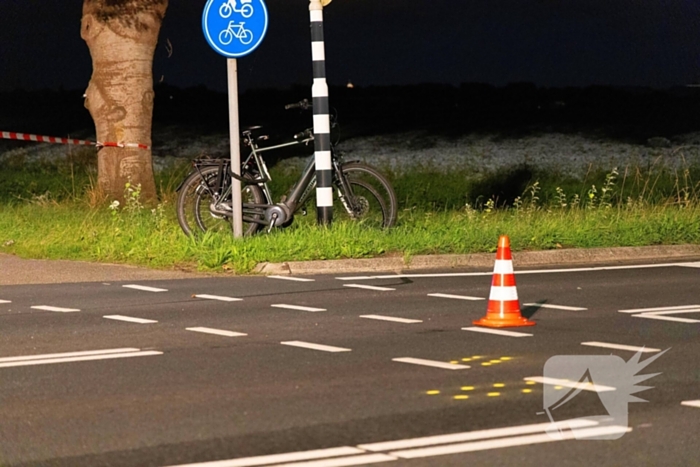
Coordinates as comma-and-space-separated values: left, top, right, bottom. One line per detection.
1, 261, 699, 467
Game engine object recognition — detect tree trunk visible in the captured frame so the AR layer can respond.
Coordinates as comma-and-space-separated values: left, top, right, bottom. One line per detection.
81, 0, 168, 204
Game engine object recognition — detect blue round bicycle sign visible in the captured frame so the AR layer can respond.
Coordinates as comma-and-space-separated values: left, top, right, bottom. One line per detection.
202, 0, 268, 58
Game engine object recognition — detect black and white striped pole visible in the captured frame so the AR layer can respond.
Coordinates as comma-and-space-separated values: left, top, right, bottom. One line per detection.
310, 0, 333, 225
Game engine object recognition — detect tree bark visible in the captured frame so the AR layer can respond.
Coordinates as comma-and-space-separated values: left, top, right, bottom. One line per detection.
81, 0, 168, 204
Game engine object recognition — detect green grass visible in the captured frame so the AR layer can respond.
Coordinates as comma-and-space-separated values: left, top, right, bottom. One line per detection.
1, 155, 699, 274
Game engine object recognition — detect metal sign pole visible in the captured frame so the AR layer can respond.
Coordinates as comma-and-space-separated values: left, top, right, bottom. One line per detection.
202, 0, 268, 238
227, 58, 243, 238
309, 0, 333, 226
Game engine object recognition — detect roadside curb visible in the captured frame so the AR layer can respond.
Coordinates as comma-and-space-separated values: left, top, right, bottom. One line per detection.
253, 244, 700, 276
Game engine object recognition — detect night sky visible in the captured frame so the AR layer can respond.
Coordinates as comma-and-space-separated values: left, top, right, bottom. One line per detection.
2, 0, 700, 93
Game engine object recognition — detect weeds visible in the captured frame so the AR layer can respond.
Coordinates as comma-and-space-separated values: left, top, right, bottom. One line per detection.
0, 151, 699, 273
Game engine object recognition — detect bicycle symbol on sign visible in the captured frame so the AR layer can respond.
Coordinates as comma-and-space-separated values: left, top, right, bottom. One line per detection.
220, 0, 253, 19
219, 21, 253, 45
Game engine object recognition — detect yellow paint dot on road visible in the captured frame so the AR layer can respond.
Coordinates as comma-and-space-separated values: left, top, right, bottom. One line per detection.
472, 356, 483, 360
450, 360, 459, 364
461, 386, 475, 391
453, 395, 469, 400
489, 360, 502, 364
481, 362, 492, 366
500, 356, 512, 361
554, 386, 563, 390
493, 383, 505, 388
426, 390, 440, 395
526, 381, 536, 385
461, 358, 472, 362
522, 389, 533, 394
487, 392, 501, 397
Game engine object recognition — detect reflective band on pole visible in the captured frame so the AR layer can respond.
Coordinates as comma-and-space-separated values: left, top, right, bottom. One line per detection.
0, 131, 150, 150
489, 286, 519, 302
310, 0, 332, 225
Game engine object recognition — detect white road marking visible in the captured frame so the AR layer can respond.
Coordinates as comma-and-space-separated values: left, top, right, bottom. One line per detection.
581, 341, 661, 353
186, 327, 247, 337
263, 454, 396, 467
681, 400, 700, 408
360, 315, 422, 324
392, 358, 469, 370
31, 305, 80, 313
618, 304, 700, 313
336, 261, 696, 281
427, 293, 484, 301
524, 376, 616, 392
0, 299, 11, 304
359, 419, 598, 451
162, 447, 366, 467
103, 315, 158, 324
281, 341, 351, 353
122, 284, 168, 292
0, 350, 162, 368
267, 275, 316, 282
678, 262, 700, 268
524, 303, 587, 311
0, 348, 141, 363
462, 327, 533, 337
195, 294, 242, 302
389, 426, 630, 459
271, 304, 327, 312
633, 310, 700, 323
343, 284, 395, 291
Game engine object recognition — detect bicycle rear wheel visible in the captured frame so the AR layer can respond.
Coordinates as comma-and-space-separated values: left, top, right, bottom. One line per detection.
176, 166, 264, 236
334, 162, 398, 228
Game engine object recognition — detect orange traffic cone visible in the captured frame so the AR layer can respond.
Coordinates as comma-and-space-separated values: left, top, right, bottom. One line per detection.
473, 235, 535, 328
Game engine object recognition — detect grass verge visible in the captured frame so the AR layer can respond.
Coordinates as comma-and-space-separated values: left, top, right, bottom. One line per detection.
0, 201, 698, 274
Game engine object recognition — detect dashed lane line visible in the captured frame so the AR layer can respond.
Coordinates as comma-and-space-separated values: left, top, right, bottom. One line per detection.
162, 447, 375, 467
0, 348, 162, 368
389, 426, 630, 459
524, 376, 616, 393
343, 284, 395, 292
618, 304, 700, 313
103, 315, 158, 324
335, 261, 699, 281
581, 341, 661, 353
164, 419, 617, 467
359, 419, 597, 452
0, 348, 140, 364
524, 303, 587, 311
186, 327, 247, 337
271, 304, 327, 313
281, 341, 351, 353
194, 294, 243, 302
122, 284, 168, 292
462, 327, 533, 337
428, 293, 484, 301
0, 299, 11, 304
257, 454, 395, 467
267, 275, 316, 282
392, 358, 469, 370
360, 315, 422, 324
31, 305, 80, 313
681, 400, 700, 408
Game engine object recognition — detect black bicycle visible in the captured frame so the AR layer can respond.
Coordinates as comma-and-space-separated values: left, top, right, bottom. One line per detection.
176, 100, 398, 236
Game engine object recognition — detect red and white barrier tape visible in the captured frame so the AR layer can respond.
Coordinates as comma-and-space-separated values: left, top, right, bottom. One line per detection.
0, 131, 150, 150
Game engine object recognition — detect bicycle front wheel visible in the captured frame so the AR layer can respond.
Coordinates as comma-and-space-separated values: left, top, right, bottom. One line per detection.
176, 166, 264, 236
334, 162, 398, 228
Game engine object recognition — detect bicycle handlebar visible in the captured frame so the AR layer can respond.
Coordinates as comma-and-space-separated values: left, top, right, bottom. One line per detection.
294, 128, 314, 140
285, 99, 312, 110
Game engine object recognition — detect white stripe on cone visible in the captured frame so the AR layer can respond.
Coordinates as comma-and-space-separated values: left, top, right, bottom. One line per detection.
493, 259, 514, 274
489, 286, 519, 301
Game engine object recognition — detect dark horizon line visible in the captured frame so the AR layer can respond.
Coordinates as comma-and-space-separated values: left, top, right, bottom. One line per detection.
3, 80, 700, 95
